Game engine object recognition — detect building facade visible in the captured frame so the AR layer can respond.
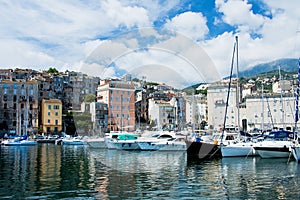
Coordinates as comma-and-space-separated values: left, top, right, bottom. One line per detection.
207, 81, 239, 131
97, 79, 135, 132
0, 80, 39, 136
41, 99, 62, 134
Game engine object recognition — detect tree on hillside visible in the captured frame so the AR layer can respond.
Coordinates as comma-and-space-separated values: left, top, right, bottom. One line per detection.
47, 67, 59, 73
84, 94, 96, 102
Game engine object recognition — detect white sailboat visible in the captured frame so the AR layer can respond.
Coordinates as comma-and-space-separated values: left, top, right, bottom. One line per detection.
291, 58, 300, 161
220, 36, 256, 157
255, 59, 299, 159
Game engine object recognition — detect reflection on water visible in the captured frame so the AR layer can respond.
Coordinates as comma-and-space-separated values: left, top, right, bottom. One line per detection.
0, 144, 300, 199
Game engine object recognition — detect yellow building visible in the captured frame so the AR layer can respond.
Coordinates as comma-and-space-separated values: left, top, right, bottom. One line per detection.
41, 99, 62, 134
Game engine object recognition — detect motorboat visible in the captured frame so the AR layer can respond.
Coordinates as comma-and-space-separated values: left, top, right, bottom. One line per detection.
105, 132, 140, 150
253, 130, 295, 158
2, 136, 37, 146
138, 135, 186, 151
61, 137, 85, 145
136, 131, 182, 151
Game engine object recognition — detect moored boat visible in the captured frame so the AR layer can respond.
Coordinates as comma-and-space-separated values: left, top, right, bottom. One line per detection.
253, 130, 295, 158
61, 137, 85, 145
105, 132, 140, 150
136, 131, 179, 151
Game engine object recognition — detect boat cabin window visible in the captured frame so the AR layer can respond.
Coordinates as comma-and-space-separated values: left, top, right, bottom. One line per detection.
158, 134, 173, 139
225, 135, 235, 140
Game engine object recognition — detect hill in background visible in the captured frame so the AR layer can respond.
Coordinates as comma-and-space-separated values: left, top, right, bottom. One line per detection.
239, 58, 298, 78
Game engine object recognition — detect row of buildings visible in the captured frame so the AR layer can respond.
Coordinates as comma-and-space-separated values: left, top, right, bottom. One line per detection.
0, 68, 299, 137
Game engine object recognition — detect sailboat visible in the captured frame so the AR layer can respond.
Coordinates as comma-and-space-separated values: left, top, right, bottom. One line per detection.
185, 36, 241, 160
291, 58, 300, 161
219, 36, 256, 157
254, 60, 299, 159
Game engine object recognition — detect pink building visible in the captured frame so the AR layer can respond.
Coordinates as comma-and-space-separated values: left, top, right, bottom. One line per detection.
97, 79, 135, 132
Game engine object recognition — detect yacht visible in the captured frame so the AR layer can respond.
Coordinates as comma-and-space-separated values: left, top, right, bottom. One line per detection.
253, 130, 295, 158
136, 131, 181, 151
105, 132, 140, 150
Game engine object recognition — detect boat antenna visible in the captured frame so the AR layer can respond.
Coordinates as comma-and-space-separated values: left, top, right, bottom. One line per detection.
220, 37, 237, 145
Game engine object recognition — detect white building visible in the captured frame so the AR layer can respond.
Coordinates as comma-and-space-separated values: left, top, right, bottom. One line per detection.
241, 94, 298, 131
207, 81, 240, 131
185, 95, 207, 125
148, 99, 176, 130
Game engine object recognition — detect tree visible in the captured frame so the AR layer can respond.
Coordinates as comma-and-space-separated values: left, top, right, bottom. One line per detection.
47, 67, 59, 73
84, 94, 96, 102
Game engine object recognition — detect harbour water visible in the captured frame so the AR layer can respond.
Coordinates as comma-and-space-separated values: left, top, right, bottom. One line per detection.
1, 144, 300, 199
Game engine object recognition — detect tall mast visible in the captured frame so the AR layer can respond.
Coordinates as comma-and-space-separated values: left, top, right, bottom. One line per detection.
221, 38, 237, 144
294, 58, 300, 140
261, 83, 264, 131
279, 66, 285, 128
235, 36, 241, 133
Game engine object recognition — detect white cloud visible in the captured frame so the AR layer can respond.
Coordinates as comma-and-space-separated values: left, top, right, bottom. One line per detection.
165, 12, 209, 41
0, 39, 59, 69
202, 0, 300, 75
216, 0, 268, 33
0, 0, 299, 85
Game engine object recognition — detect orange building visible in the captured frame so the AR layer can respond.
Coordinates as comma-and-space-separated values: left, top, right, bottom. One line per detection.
97, 79, 135, 132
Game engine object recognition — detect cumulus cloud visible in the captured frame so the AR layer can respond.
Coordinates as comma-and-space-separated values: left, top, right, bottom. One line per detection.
201, 0, 300, 73
216, 0, 268, 32
165, 12, 209, 40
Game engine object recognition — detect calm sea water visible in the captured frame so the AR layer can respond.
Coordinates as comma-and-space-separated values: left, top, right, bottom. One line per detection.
0, 144, 300, 199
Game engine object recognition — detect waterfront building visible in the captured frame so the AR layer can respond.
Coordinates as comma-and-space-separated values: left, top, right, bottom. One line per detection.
207, 80, 239, 131
241, 94, 298, 131
186, 94, 207, 126
81, 102, 108, 135
97, 79, 135, 132
65, 71, 99, 110
148, 98, 176, 130
0, 80, 39, 136
41, 99, 62, 134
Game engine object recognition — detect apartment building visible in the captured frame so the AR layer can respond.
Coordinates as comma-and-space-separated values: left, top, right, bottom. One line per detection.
97, 79, 135, 132
41, 99, 62, 134
0, 80, 39, 135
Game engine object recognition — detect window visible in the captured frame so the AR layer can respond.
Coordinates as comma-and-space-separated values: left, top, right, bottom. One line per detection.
54, 105, 59, 110
48, 119, 51, 123
55, 112, 58, 116
55, 120, 58, 125
48, 105, 51, 110
48, 112, 50, 116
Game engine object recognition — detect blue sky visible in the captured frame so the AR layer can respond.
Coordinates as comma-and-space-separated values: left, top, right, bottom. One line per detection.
0, 0, 299, 88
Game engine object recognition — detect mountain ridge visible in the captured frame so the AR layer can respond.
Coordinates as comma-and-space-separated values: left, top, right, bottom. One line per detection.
239, 58, 298, 78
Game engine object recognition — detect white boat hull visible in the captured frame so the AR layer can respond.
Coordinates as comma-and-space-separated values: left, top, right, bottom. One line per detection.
254, 147, 290, 158
3, 140, 37, 146
105, 138, 140, 150
221, 144, 256, 157
62, 140, 84, 145
137, 141, 186, 151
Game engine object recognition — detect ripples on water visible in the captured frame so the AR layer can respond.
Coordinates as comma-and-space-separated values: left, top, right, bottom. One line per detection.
0, 144, 300, 199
